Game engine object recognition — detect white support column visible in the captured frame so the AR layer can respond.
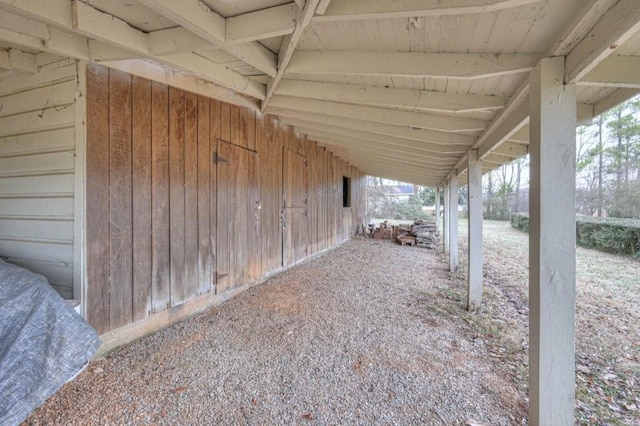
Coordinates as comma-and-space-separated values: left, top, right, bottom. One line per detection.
449, 172, 459, 272
529, 57, 577, 426
434, 187, 441, 232
443, 180, 450, 253
467, 150, 483, 311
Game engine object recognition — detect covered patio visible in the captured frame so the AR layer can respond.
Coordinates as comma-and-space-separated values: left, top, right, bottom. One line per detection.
1, 1, 639, 424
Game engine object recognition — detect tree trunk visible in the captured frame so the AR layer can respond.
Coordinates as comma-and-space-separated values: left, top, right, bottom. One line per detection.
597, 117, 604, 217
515, 160, 522, 213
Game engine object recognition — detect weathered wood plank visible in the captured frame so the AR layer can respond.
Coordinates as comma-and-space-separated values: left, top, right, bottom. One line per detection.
209, 99, 220, 292
184, 91, 199, 301
233, 143, 247, 287
216, 139, 231, 293
197, 95, 211, 296
108, 68, 133, 329
169, 86, 186, 306
220, 101, 231, 142
85, 63, 110, 334
248, 135, 260, 281
241, 106, 256, 151
131, 75, 152, 321
151, 81, 170, 312
229, 104, 243, 148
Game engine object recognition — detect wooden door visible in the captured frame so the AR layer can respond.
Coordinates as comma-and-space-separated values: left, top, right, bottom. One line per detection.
283, 148, 308, 266
216, 139, 260, 294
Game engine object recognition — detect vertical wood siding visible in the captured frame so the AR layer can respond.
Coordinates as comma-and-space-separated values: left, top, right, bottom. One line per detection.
85, 65, 366, 335
0, 55, 79, 299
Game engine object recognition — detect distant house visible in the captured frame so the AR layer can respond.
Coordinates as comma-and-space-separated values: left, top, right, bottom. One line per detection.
382, 184, 416, 200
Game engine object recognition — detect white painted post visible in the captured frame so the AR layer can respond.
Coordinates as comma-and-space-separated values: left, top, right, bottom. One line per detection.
529, 57, 577, 426
449, 172, 459, 272
443, 179, 450, 253
434, 187, 441, 232
467, 150, 483, 311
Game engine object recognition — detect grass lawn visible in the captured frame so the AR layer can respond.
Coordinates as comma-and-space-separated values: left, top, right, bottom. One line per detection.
438, 219, 639, 424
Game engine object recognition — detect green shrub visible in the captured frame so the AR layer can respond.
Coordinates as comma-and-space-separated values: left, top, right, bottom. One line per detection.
575, 217, 640, 258
510, 213, 529, 232
510, 214, 640, 258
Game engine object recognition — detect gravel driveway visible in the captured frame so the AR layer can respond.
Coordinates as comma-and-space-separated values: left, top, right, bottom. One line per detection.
27, 238, 521, 425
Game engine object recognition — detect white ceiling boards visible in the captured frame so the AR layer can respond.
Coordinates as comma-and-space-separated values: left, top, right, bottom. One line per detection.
0, 0, 638, 186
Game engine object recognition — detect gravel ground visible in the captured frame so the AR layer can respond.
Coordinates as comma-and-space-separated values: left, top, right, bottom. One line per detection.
26, 238, 523, 425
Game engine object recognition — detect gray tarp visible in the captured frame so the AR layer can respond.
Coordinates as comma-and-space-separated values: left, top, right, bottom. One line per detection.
0, 259, 101, 425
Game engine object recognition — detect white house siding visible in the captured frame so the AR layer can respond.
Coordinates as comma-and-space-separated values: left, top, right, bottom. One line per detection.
0, 54, 80, 299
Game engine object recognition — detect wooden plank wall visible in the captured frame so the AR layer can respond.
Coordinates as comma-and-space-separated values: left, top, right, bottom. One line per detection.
0, 54, 79, 299
86, 64, 366, 335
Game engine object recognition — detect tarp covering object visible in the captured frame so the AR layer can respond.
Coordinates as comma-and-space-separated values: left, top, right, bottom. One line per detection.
0, 259, 101, 425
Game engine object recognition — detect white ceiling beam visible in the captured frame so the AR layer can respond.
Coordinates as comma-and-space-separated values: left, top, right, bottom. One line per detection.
348, 163, 439, 185
276, 109, 476, 146
0, 28, 42, 50
226, 3, 296, 44
0, 0, 72, 28
157, 53, 266, 99
330, 145, 453, 167
315, 0, 542, 21
88, 41, 139, 62
262, 0, 322, 110
580, 56, 640, 88
45, 27, 89, 60
304, 131, 458, 162
70, 1, 265, 100
0, 8, 49, 40
548, 0, 618, 55
315, 0, 332, 14
450, 80, 529, 176
267, 95, 488, 132
493, 142, 528, 158
593, 88, 640, 116
283, 119, 468, 155
0, 48, 36, 73
136, 0, 277, 77
508, 126, 529, 143
346, 155, 451, 173
477, 98, 529, 159
348, 158, 448, 176
99, 59, 259, 110
149, 27, 210, 56
287, 51, 539, 80
565, 0, 640, 83
326, 149, 454, 170
484, 152, 516, 165
275, 79, 507, 113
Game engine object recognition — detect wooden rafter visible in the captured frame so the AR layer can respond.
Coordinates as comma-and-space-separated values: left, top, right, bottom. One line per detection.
275, 79, 507, 113
226, 3, 296, 44
302, 131, 459, 161
286, 51, 540, 80
565, 0, 640, 83
136, 0, 278, 77
267, 95, 488, 132
261, 0, 322, 110
282, 119, 469, 154
0, 48, 36, 73
314, 0, 542, 21
277, 109, 476, 146
580, 56, 640, 88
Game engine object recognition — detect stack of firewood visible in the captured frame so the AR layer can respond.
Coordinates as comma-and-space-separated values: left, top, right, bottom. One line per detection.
411, 219, 439, 249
